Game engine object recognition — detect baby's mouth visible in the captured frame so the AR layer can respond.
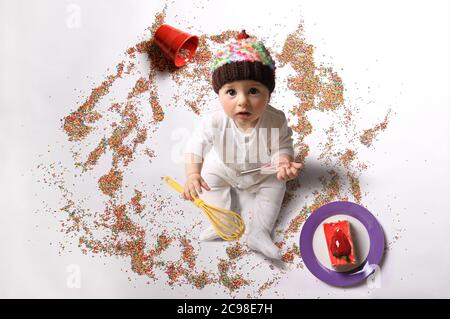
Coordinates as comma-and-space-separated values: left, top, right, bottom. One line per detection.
236, 111, 252, 117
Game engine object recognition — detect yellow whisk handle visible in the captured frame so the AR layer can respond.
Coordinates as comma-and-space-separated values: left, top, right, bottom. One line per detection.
163, 176, 185, 194
162, 176, 205, 208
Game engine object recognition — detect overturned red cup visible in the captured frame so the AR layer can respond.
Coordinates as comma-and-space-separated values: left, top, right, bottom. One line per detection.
153, 24, 199, 67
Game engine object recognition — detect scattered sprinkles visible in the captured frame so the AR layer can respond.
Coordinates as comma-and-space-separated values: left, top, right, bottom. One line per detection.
218, 259, 250, 292
226, 242, 246, 260
281, 243, 300, 264
98, 169, 123, 197
340, 149, 357, 168
360, 110, 392, 147
348, 172, 362, 203
180, 237, 196, 269
130, 189, 145, 214
63, 63, 124, 141
36, 6, 394, 297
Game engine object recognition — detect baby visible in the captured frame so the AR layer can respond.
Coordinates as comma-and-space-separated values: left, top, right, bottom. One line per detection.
183, 31, 302, 260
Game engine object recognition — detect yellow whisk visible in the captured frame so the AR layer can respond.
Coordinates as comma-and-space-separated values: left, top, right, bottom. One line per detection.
163, 176, 245, 241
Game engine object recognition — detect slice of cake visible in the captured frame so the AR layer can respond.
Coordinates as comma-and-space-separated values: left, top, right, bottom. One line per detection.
323, 220, 356, 268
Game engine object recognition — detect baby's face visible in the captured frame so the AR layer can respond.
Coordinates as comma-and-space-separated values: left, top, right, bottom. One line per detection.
218, 80, 270, 130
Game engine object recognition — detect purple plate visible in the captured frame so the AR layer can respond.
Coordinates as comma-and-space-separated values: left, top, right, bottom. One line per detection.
299, 201, 385, 287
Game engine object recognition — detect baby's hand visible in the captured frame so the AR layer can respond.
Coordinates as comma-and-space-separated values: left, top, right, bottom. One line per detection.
276, 160, 303, 182
183, 173, 211, 201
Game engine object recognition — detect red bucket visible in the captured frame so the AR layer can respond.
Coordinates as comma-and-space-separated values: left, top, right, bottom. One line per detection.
153, 24, 199, 67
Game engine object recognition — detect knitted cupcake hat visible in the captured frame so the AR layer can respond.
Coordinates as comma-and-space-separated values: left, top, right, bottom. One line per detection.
211, 30, 276, 94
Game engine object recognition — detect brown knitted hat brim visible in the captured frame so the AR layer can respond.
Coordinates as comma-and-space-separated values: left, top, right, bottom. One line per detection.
212, 61, 275, 94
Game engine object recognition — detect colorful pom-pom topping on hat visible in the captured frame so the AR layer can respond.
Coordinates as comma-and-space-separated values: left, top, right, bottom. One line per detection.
210, 30, 276, 72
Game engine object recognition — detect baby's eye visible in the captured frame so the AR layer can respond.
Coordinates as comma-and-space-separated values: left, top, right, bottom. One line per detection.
226, 89, 237, 96
249, 88, 259, 95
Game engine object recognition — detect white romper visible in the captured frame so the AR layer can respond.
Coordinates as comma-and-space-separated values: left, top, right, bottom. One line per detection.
184, 104, 294, 240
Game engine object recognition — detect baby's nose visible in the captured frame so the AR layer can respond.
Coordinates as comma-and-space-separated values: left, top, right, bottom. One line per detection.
237, 94, 249, 106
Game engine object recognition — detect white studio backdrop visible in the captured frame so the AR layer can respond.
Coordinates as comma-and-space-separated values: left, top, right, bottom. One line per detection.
0, 0, 449, 298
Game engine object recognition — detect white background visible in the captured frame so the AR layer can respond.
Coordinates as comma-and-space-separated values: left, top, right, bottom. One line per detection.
0, 0, 449, 298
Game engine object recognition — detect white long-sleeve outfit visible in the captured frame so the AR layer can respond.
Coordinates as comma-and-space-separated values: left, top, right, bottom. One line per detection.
184, 104, 294, 259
